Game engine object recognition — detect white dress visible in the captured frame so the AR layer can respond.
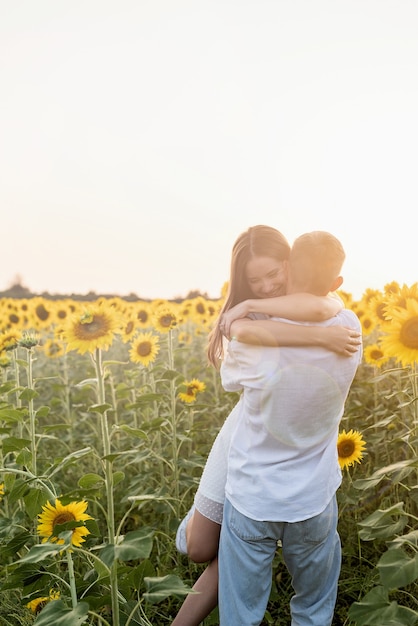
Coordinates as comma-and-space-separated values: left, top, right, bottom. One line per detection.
194, 397, 243, 524
192, 320, 266, 524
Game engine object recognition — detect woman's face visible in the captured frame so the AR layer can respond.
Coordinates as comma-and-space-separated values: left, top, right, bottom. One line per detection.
245, 256, 288, 298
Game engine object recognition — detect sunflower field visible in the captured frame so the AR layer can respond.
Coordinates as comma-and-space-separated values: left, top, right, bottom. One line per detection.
0, 284, 417, 626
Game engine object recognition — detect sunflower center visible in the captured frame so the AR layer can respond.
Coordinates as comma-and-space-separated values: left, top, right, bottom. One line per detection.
125, 321, 134, 334
399, 316, 418, 349
49, 342, 61, 356
370, 348, 384, 360
36, 304, 49, 321
53, 512, 76, 528
75, 316, 110, 340
337, 440, 355, 458
35, 600, 48, 615
137, 341, 152, 356
160, 314, 176, 328
137, 310, 149, 323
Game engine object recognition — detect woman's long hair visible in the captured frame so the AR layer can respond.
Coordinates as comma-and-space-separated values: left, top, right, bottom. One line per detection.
207, 225, 290, 368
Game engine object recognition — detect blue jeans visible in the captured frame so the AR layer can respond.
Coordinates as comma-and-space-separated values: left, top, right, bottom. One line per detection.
218, 496, 341, 626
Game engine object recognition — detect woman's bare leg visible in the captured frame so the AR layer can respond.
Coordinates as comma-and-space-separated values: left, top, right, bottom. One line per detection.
186, 510, 221, 563
171, 557, 218, 626
172, 511, 221, 624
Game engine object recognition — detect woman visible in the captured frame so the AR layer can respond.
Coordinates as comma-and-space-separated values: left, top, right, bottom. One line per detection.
171, 225, 359, 625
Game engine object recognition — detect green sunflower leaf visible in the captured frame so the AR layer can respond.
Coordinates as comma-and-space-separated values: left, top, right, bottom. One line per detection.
143, 575, 194, 604
78, 473, 104, 488
19, 388, 39, 401
117, 424, 148, 439
2, 437, 31, 455
88, 403, 113, 414
357, 502, 409, 541
100, 528, 154, 566
1, 530, 32, 557
0, 381, 19, 395
16, 534, 72, 563
35, 406, 51, 418
125, 393, 162, 408
23, 487, 49, 519
48, 447, 92, 478
348, 585, 418, 625
377, 547, 418, 590
0, 408, 24, 423
33, 599, 89, 625
113, 471, 125, 486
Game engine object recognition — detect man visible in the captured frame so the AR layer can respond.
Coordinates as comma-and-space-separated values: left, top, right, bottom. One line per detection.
218, 231, 362, 626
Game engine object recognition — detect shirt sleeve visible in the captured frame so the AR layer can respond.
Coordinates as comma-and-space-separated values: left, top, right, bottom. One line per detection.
220, 340, 276, 391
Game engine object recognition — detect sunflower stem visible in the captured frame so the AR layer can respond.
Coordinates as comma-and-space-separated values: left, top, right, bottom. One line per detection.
167, 330, 180, 515
66, 549, 78, 609
93, 348, 120, 626
149, 370, 165, 485
26, 347, 37, 475
412, 363, 417, 428
62, 352, 74, 449
11, 348, 23, 437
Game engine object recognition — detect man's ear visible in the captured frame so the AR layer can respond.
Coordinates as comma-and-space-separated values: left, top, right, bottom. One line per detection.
330, 276, 343, 292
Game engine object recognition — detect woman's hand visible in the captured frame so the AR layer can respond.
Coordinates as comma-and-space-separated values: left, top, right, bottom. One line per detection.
324, 326, 362, 356
219, 301, 251, 338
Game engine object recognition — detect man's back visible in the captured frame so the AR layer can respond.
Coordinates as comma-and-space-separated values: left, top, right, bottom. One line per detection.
221, 309, 362, 522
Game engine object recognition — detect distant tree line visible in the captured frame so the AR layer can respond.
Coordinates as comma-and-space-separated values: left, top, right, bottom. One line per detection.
0, 279, 210, 303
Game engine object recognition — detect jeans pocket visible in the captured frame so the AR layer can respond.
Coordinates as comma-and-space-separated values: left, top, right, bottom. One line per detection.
299, 498, 336, 545
229, 506, 267, 541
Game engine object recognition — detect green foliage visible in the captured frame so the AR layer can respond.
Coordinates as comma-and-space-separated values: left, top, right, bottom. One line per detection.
0, 323, 417, 625
339, 363, 418, 626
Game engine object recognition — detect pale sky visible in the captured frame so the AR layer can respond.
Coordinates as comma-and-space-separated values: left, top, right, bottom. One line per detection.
1, 0, 417, 301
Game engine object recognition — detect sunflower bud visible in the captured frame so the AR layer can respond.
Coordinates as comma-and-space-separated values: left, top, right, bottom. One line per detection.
18, 330, 40, 349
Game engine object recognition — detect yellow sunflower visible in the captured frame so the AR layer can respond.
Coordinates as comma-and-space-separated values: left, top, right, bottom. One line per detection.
4, 308, 24, 330
385, 282, 418, 313
178, 378, 206, 403
178, 330, 193, 346
26, 590, 60, 614
220, 281, 229, 300
0, 354, 11, 368
360, 315, 376, 336
37, 499, 93, 547
337, 290, 354, 309
129, 332, 160, 366
0, 330, 21, 352
152, 304, 178, 333
120, 315, 137, 343
378, 298, 418, 367
29, 297, 55, 330
350, 302, 365, 322
131, 302, 152, 328
43, 338, 66, 359
383, 280, 401, 296
364, 344, 390, 369
63, 306, 120, 354
188, 297, 208, 322
367, 293, 391, 327
178, 300, 192, 324
51, 299, 79, 326
337, 429, 366, 470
